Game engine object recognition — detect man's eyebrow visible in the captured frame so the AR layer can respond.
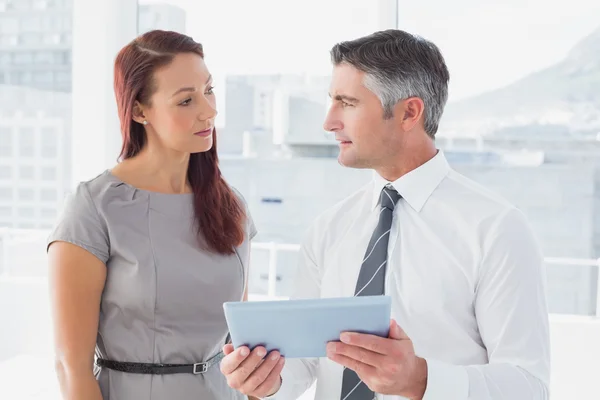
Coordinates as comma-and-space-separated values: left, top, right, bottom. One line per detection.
328, 93, 360, 103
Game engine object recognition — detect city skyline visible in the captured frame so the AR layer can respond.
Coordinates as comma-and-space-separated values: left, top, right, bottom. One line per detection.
141, 0, 600, 101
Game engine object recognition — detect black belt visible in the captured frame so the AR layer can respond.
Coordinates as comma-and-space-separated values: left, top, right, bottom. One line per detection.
96, 351, 225, 375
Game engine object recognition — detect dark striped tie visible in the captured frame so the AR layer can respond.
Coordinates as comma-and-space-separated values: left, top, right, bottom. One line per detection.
340, 185, 401, 400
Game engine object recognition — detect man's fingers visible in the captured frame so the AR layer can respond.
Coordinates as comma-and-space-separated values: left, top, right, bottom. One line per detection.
327, 351, 376, 378
328, 342, 385, 367
220, 345, 251, 375
389, 319, 410, 340
340, 332, 391, 355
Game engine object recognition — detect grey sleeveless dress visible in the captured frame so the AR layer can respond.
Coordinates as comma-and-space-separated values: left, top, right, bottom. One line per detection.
47, 170, 255, 400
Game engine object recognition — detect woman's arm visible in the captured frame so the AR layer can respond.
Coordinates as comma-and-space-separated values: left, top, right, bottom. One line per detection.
48, 241, 107, 400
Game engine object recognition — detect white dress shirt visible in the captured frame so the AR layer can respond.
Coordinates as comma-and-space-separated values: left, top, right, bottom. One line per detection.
267, 151, 550, 400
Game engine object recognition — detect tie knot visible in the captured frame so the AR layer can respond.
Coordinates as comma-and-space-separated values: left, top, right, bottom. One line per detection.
380, 185, 401, 210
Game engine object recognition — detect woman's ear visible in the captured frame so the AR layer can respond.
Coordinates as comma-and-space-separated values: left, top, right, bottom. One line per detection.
132, 101, 147, 125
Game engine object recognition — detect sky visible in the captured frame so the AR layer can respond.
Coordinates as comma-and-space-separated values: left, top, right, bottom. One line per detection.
141, 0, 600, 101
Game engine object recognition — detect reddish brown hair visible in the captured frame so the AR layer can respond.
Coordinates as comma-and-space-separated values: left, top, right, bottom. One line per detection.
113, 30, 245, 255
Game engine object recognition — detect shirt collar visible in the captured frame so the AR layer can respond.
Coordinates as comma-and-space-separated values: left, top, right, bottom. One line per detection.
371, 150, 450, 212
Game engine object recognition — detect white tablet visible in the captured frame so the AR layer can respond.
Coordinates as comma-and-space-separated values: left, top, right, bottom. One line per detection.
223, 296, 391, 358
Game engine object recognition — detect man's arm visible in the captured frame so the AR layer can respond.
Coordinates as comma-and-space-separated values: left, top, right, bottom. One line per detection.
422, 207, 550, 399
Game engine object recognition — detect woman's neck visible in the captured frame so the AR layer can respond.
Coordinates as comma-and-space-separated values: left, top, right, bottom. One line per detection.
115, 146, 192, 194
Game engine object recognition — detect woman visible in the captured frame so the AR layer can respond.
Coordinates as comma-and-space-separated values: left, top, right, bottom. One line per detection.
47, 30, 282, 399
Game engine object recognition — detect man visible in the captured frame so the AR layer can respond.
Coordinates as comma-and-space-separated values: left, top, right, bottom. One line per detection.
221, 29, 550, 400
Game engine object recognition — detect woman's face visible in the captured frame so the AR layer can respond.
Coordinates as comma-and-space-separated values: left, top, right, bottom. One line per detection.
137, 52, 217, 154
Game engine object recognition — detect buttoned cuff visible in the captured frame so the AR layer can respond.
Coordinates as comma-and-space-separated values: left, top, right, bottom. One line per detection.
421, 358, 469, 400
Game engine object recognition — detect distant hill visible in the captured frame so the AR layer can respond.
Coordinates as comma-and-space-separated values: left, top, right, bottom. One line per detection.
440, 26, 600, 138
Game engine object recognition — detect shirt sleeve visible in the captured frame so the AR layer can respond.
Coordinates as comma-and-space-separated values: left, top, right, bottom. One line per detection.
422, 207, 550, 399
46, 182, 110, 263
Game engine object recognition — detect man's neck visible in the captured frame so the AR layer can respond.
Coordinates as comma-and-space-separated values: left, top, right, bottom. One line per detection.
376, 140, 438, 182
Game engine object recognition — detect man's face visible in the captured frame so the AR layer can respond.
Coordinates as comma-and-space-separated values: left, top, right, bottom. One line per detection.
323, 63, 402, 170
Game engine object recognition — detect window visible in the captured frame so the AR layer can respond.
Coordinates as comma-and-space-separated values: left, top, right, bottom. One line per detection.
63, 15, 72, 31
14, 52, 33, 64
35, 51, 54, 64
19, 33, 41, 45
40, 188, 56, 202
0, 127, 11, 156
53, 51, 66, 64
41, 127, 58, 158
41, 166, 56, 180
0, 166, 11, 179
0, 17, 18, 34
19, 127, 35, 157
21, 16, 42, 31
13, 0, 32, 10
41, 127, 57, 142
34, 71, 53, 84
62, 32, 72, 45
43, 34, 61, 45
41, 208, 56, 218
18, 188, 35, 201
50, 15, 63, 30
42, 145, 57, 158
41, 16, 55, 30
0, 187, 12, 200
17, 207, 35, 217
0, 52, 10, 65
18, 166, 34, 179
33, 0, 48, 10
6, 71, 19, 85
19, 71, 32, 84
56, 71, 70, 83
0, 0, 69, 393
0, 34, 18, 46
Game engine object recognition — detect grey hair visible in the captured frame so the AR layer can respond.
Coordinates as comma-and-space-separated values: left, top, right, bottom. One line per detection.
330, 29, 450, 138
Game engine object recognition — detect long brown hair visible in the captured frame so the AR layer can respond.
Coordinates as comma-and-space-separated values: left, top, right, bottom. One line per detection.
113, 30, 245, 255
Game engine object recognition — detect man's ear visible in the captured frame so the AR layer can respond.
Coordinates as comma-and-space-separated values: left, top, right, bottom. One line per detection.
392, 97, 425, 131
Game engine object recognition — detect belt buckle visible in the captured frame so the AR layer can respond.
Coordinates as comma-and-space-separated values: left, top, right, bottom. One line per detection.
193, 362, 207, 374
